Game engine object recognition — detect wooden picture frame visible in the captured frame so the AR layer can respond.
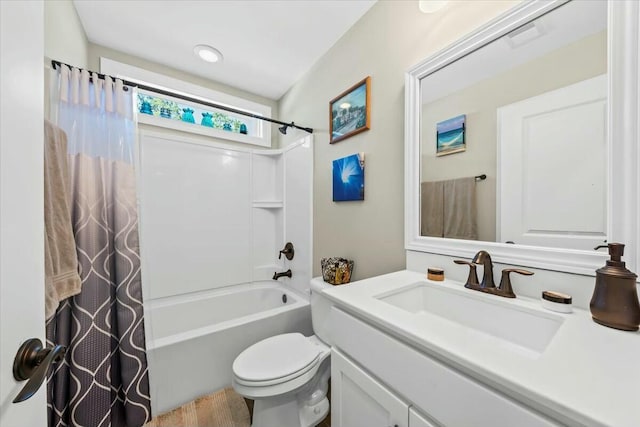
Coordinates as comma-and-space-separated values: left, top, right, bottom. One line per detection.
330, 76, 371, 144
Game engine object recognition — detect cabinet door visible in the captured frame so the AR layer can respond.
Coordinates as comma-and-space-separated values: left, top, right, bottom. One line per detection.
332, 349, 409, 427
409, 408, 438, 427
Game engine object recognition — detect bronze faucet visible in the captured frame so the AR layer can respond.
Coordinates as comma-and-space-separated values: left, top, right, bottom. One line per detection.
273, 269, 292, 280
471, 250, 495, 289
454, 251, 533, 298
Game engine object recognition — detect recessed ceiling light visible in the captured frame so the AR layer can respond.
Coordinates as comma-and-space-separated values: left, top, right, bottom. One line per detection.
194, 44, 223, 63
340, 102, 351, 109
418, 0, 448, 14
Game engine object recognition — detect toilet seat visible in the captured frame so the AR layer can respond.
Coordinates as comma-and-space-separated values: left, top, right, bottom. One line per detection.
233, 333, 321, 387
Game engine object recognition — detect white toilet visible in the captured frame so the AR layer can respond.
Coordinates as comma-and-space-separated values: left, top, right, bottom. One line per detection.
232, 278, 334, 427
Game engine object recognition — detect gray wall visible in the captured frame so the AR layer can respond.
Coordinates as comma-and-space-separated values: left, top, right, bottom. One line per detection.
278, 1, 517, 281
44, 0, 88, 67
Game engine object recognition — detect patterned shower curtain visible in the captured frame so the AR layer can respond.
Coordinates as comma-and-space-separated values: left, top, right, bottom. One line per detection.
46, 65, 151, 427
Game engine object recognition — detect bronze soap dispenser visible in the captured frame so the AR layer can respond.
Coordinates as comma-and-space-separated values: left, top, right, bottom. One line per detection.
590, 243, 640, 331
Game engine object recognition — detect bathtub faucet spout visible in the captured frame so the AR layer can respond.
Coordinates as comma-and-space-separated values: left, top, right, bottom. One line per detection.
272, 269, 292, 280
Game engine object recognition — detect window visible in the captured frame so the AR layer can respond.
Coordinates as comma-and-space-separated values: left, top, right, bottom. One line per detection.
101, 58, 272, 147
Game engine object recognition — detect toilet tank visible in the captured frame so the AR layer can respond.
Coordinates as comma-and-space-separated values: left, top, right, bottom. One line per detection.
310, 277, 335, 346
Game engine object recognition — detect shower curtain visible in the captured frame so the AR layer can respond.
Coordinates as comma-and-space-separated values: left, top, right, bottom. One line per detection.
46, 65, 151, 427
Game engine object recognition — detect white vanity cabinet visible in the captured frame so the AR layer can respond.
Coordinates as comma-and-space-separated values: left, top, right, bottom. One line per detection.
332, 348, 438, 427
331, 349, 409, 427
330, 307, 563, 427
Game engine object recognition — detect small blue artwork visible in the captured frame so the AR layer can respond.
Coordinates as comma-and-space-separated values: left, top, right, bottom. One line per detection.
436, 114, 466, 156
333, 153, 365, 202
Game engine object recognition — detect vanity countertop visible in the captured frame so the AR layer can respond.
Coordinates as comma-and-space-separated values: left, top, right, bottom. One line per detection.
323, 270, 640, 427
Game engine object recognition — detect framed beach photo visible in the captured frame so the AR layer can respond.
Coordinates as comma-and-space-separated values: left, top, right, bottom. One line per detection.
330, 77, 371, 144
436, 114, 466, 156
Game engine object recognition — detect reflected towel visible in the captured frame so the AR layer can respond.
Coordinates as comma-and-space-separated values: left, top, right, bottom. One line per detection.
421, 181, 444, 237
44, 120, 81, 319
443, 177, 478, 240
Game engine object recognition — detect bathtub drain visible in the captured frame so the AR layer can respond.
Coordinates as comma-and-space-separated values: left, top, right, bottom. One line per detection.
282, 294, 287, 304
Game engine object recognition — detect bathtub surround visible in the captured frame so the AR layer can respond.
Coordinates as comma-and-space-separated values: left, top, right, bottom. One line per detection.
46, 65, 151, 426
138, 133, 313, 298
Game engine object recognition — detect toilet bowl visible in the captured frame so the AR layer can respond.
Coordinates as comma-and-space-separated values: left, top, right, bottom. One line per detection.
232, 278, 334, 427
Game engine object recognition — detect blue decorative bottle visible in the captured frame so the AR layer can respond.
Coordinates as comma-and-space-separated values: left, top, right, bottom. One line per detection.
181, 108, 195, 123
140, 100, 153, 115
201, 112, 214, 127
239, 123, 248, 135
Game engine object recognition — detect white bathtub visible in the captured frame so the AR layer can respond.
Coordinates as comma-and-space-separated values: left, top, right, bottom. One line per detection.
145, 281, 312, 415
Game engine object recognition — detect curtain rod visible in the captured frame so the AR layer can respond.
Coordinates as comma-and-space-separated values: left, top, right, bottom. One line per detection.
50, 59, 313, 134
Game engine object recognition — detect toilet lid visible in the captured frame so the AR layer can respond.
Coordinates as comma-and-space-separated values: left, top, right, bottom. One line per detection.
233, 333, 320, 383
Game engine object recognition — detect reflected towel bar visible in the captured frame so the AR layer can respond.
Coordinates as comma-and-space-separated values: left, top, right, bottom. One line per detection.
475, 174, 487, 181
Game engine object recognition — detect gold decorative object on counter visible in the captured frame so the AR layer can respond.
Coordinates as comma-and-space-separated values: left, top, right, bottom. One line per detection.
321, 257, 354, 285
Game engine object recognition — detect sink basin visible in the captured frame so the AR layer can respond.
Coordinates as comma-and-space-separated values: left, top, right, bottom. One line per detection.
376, 282, 563, 355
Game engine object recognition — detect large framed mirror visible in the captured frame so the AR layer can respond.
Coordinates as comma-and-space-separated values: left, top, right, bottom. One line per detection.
405, 0, 640, 275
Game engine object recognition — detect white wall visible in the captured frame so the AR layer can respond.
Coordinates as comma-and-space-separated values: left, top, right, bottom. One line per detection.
278, 1, 518, 281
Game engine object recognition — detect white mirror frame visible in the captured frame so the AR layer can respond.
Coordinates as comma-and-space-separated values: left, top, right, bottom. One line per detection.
405, 0, 640, 276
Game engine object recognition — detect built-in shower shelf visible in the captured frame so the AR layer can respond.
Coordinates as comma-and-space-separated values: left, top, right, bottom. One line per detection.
252, 200, 284, 208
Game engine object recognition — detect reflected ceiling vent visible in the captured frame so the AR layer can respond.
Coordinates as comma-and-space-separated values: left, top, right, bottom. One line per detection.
504, 22, 546, 49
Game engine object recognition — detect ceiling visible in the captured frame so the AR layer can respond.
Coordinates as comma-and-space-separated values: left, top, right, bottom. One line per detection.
74, 0, 376, 100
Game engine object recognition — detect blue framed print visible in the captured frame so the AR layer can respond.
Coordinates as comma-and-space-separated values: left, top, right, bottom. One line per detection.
333, 153, 365, 202
436, 114, 466, 156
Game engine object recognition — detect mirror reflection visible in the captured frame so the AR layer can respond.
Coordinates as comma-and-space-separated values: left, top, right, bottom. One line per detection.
419, 0, 607, 251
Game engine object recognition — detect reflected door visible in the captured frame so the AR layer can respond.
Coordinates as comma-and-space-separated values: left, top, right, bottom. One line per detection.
497, 75, 607, 250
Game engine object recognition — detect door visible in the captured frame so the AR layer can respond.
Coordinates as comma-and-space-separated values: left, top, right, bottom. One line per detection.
497, 75, 607, 250
0, 2, 47, 426
332, 349, 409, 427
